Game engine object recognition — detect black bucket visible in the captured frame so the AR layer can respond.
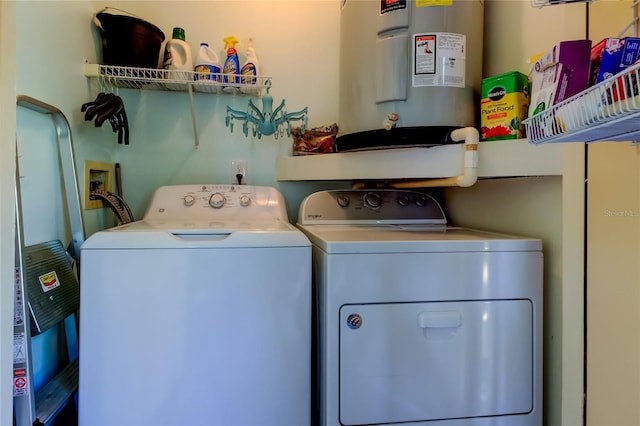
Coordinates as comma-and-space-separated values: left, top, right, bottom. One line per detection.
94, 8, 165, 68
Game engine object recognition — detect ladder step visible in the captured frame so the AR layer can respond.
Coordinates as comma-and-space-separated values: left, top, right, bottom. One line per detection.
34, 358, 79, 425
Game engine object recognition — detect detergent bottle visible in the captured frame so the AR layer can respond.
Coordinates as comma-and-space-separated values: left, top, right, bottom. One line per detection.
222, 35, 240, 93
240, 38, 261, 94
194, 42, 221, 83
163, 27, 192, 90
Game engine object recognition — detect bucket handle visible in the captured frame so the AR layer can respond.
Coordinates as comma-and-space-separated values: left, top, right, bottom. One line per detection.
93, 6, 142, 31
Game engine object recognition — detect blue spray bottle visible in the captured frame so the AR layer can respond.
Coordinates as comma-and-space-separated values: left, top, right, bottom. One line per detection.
241, 38, 261, 94
222, 35, 240, 93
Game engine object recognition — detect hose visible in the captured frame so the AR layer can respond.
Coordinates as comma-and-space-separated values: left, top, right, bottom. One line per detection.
90, 189, 135, 224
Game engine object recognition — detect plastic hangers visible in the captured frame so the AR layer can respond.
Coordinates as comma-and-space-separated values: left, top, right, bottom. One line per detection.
81, 76, 130, 144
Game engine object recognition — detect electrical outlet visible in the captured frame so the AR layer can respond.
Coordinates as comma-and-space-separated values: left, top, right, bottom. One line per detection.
231, 160, 247, 185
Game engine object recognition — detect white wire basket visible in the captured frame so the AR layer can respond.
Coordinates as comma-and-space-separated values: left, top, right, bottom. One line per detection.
523, 60, 640, 144
85, 64, 270, 94
530, 0, 591, 9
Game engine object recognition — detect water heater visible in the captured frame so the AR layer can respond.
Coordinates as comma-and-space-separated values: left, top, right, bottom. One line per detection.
337, 0, 484, 150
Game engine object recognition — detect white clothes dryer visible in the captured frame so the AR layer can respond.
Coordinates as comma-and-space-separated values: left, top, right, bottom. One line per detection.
79, 185, 311, 426
297, 189, 543, 426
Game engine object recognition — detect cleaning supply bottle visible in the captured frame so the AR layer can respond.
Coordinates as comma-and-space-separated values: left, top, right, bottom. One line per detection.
194, 42, 221, 82
222, 35, 240, 93
240, 38, 260, 94
163, 27, 192, 90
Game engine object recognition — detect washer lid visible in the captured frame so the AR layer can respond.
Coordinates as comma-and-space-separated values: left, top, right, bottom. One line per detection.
297, 224, 541, 253
82, 219, 311, 249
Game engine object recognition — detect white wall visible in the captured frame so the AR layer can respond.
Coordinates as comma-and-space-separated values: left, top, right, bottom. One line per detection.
16, 1, 118, 237
586, 2, 640, 423
0, 2, 16, 423
587, 143, 640, 424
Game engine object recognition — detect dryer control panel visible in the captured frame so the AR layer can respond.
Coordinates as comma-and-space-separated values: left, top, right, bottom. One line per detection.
298, 189, 447, 225
143, 184, 289, 221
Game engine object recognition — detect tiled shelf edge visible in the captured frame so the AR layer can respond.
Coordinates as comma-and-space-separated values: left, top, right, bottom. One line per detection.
276, 139, 564, 181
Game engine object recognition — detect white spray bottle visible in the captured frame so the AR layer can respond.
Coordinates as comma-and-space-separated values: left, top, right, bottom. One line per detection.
240, 38, 260, 94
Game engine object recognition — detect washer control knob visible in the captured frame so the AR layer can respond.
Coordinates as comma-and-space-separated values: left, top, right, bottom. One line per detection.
239, 195, 251, 207
183, 194, 196, 207
415, 195, 428, 207
397, 195, 410, 207
363, 192, 382, 209
209, 193, 226, 209
336, 195, 350, 208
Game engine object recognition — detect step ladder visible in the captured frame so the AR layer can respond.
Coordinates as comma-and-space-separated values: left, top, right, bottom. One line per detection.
13, 96, 86, 426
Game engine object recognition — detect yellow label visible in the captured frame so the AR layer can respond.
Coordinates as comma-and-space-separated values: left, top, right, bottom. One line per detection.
39, 271, 60, 292
481, 92, 528, 141
417, 0, 453, 7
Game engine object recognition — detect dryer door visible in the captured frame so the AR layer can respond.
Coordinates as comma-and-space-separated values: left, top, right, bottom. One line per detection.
339, 300, 533, 425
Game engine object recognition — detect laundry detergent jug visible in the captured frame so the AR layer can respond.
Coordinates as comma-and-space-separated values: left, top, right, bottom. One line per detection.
194, 42, 222, 83
163, 27, 192, 90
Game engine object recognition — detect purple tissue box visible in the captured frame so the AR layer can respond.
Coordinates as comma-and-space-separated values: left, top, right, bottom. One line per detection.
534, 39, 592, 100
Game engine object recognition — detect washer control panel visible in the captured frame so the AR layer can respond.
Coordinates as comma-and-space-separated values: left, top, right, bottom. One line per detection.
298, 189, 447, 225
144, 185, 288, 221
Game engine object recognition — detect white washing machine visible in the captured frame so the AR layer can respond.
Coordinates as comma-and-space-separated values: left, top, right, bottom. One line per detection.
79, 185, 311, 426
296, 189, 543, 426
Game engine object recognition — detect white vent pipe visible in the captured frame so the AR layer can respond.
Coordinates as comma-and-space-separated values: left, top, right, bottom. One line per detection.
386, 126, 479, 189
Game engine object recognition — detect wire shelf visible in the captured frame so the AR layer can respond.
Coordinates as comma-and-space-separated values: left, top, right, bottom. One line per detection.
530, 0, 591, 9
523, 61, 640, 144
84, 64, 270, 94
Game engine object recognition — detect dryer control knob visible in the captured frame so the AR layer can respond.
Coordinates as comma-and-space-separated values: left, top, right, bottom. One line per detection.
336, 195, 350, 208
415, 195, 428, 207
209, 193, 226, 209
183, 194, 196, 207
363, 192, 382, 209
397, 195, 410, 207
239, 195, 251, 207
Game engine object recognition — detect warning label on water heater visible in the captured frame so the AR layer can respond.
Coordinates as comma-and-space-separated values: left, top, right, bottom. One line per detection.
380, 0, 406, 14
413, 33, 466, 88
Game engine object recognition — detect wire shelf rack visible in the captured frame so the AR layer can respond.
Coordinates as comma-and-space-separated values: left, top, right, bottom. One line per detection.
530, 0, 591, 9
84, 64, 270, 94
523, 61, 640, 144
